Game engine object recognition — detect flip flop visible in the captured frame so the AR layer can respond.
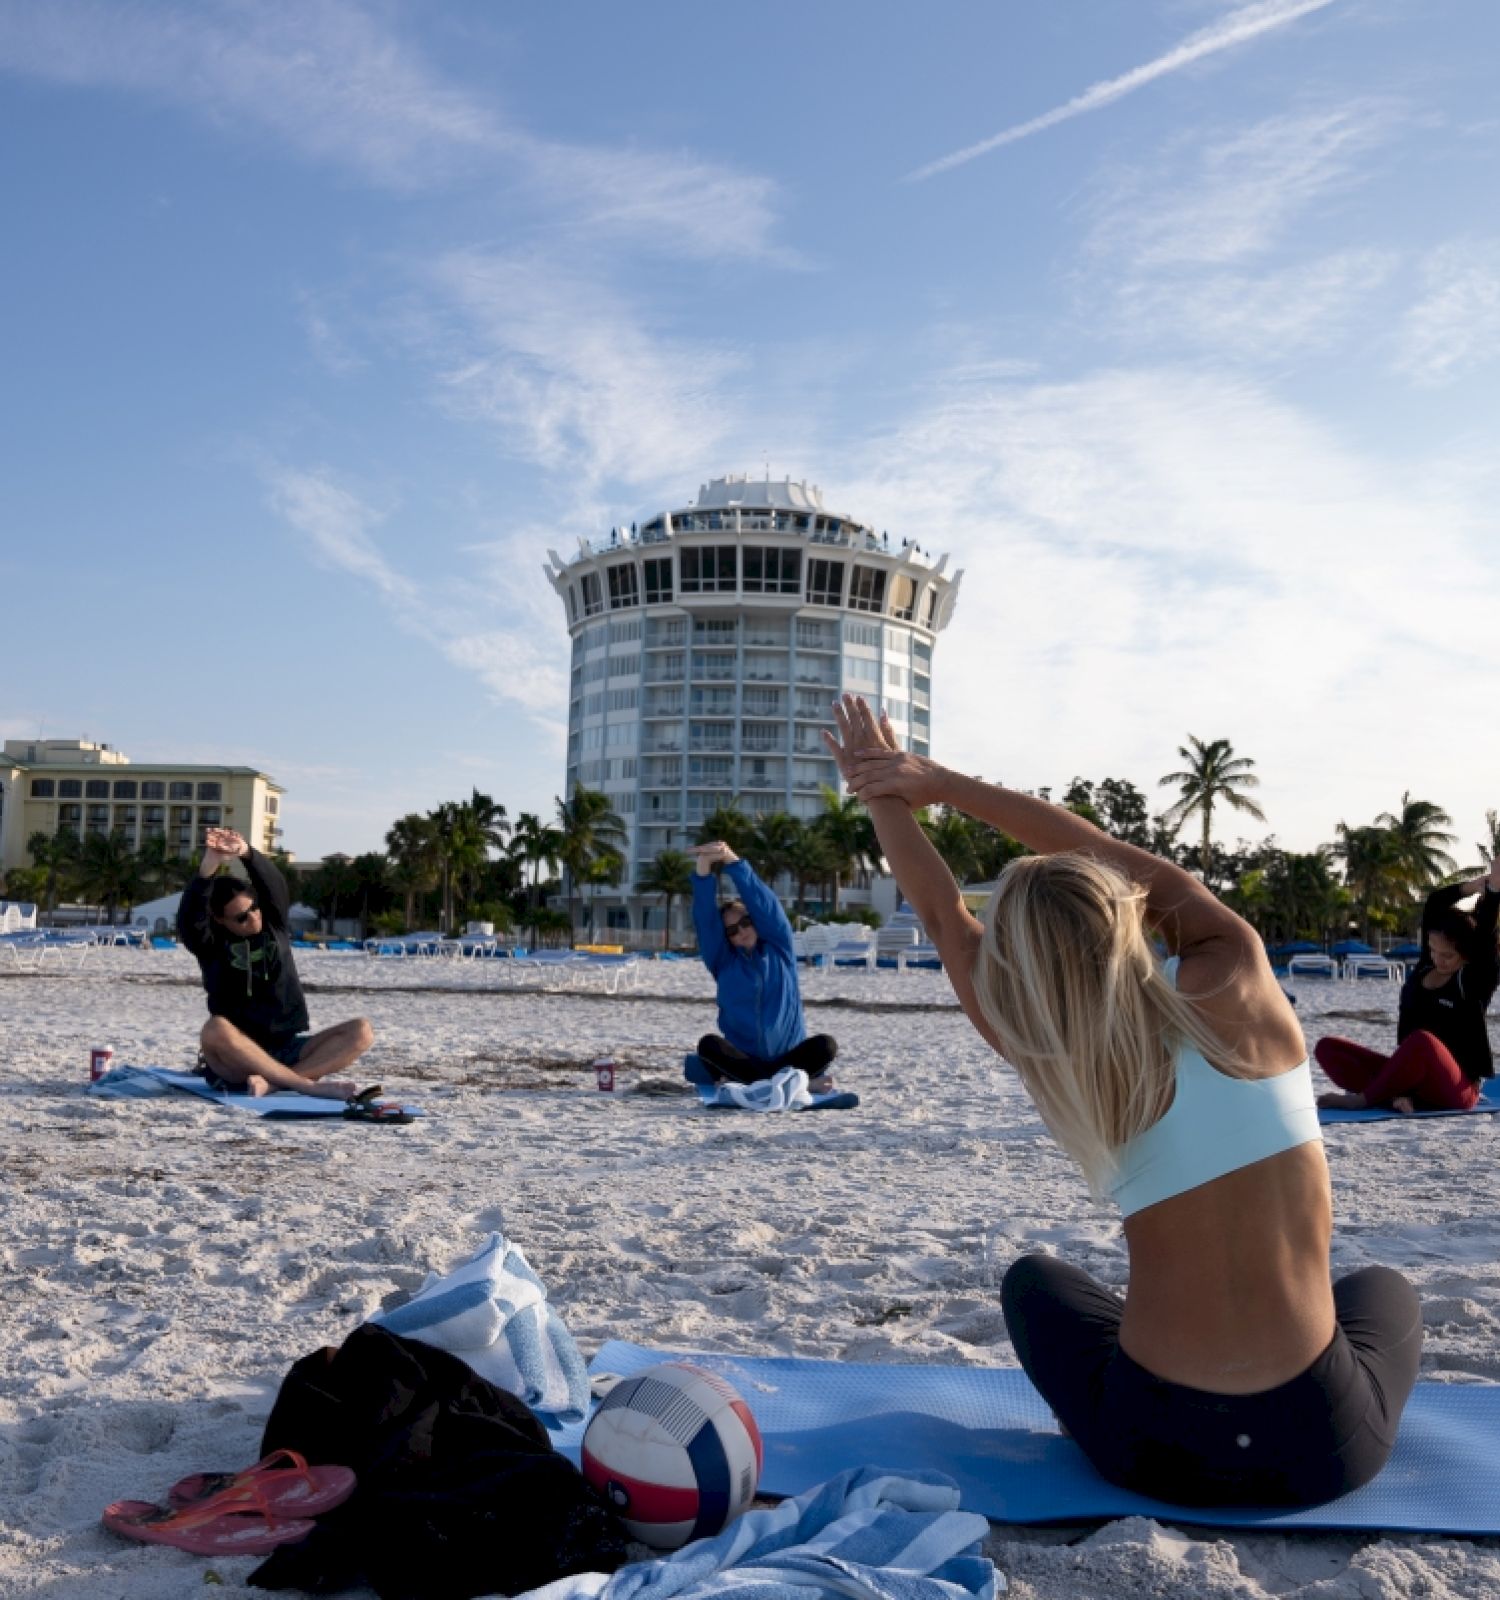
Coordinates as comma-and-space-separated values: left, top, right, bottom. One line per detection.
343, 1100, 415, 1124
167, 1450, 356, 1516
102, 1498, 316, 1556
350, 1085, 384, 1105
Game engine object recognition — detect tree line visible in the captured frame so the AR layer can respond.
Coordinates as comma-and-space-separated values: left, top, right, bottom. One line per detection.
5, 736, 1494, 947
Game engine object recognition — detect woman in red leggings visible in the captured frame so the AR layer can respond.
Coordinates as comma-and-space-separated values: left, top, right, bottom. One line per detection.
1317, 861, 1500, 1113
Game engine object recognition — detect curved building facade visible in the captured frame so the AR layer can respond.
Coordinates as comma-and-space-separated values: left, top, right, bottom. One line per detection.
545, 475, 963, 936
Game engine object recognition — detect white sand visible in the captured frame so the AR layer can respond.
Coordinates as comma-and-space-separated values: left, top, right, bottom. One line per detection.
2, 949, 1498, 1599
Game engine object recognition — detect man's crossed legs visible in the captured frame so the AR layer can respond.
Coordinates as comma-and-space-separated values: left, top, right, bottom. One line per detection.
199, 1015, 375, 1100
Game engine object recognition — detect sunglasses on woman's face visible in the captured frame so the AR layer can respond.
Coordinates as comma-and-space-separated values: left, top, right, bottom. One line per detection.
224, 901, 260, 927
723, 915, 753, 936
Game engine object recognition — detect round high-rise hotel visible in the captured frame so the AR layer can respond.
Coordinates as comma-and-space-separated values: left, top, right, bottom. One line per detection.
545, 475, 963, 938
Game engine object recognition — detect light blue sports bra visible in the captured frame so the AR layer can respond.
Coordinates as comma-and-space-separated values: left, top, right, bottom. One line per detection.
1107, 958, 1322, 1218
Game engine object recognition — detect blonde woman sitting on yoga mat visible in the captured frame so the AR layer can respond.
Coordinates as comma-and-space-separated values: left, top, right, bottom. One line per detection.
824, 695, 1420, 1508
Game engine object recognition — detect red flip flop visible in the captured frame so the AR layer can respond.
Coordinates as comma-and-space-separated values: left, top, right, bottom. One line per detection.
102, 1498, 315, 1556
167, 1449, 356, 1516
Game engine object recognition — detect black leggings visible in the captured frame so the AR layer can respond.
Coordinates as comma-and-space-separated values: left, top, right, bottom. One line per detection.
696, 1033, 837, 1085
1001, 1254, 1422, 1507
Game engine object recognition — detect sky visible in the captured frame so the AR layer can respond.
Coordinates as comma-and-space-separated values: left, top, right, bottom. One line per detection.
2, 0, 1497, 864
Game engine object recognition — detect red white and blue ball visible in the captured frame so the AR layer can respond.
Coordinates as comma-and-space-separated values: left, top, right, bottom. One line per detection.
581, 1362, 763, 1549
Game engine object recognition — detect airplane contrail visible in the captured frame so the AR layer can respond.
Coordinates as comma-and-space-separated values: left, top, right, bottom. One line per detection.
905, 0, 1342, 182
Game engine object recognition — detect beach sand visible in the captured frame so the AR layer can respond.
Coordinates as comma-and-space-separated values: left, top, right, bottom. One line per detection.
2, 948, 1498, 1598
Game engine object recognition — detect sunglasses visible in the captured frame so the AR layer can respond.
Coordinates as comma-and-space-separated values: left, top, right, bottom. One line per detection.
223, 902, 260, 927
723, 915, 753, 936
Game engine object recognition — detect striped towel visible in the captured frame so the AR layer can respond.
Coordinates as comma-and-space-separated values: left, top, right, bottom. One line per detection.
370, 1232, 589, 1423
701, 1067, 813, 1113
502, 1467, 1001, 1600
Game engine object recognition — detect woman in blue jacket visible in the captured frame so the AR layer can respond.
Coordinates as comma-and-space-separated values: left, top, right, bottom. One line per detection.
690, 841, 837, 1088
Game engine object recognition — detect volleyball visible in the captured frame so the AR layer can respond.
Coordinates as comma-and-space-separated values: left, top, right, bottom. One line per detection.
580, 1362, 763, 1548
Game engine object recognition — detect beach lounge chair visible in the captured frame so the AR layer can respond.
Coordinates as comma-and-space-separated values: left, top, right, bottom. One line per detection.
1342, 954, 1404, 981
1287, 953, 1340, 980
898, 939, 943, 972
875, 925, 919, 968
829, 928, 877, 970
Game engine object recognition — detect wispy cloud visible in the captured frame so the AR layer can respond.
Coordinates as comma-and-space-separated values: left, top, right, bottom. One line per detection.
424, 250, 748, 490
1109, 247, 1398, 358
837, 363, 1499, 846
0, 0, 786, 260
265, 464, 568, 720
1087, 102, 1395, 269
906, 0, 1343, 181
1393, 239, 1500, 385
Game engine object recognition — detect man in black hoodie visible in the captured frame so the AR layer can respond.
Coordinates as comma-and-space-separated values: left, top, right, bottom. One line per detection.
178, 828, 374, 1099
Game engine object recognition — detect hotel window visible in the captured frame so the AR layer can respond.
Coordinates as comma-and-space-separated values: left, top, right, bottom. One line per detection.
29, 778, 54, 798
143, 807, 165, 833
567, 584, 579, 621
607, 563, 640, 609
921, 587, 940, 628
643, 557, 673, 604
115, 806, 138, 837
742, 546, 802, 594
580, 572, 604, 617
86, 805, 110, 836
267, 795, 279, 815
608, 617, 642, 644
844, 656, 879, 687
142, 780, 165, 800
679, 545, 737, 593
58, 803, 82, 829
887, 664, 906, 687
169, 782, 193, 801
890, 574, 917, 621
112, 779, 138, 799
58, 779, 82, 798
842, 619, 879, 648
606, 687, 639, 711
197, 782, 222, 801
85, 779, 109, 799
849, 566, 887, 613
805, 559, 845, 607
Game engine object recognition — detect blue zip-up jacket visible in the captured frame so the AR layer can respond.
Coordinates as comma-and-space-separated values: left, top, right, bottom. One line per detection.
692, 859, 807, 1060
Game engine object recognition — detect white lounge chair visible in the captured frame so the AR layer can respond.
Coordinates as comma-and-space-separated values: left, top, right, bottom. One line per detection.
1287, 953, 1340, 980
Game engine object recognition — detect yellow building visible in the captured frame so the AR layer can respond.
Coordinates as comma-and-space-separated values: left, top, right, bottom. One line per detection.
0, 739, 284, 876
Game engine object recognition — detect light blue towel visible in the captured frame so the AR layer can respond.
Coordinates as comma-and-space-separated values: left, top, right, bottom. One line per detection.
499, 1467, 1000, 1600
371, 1232, 590, 1424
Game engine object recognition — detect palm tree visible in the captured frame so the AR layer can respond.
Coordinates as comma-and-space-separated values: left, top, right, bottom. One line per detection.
694, 802, 756, 854
1374, 792, 1457, 893
1462, 810, 1500, 878
77, 830, 144, 925
27, 828, 80, 913
812, 786, 873, 914
555, 787, 627, 944
750, 811, 803, 892
922, 807, 983, 884
427, 801, 489, 933
136, 833, 190, 901
468, 789, 510, 854
1332, 822, 1403, 942
385, 812, 440, 931
508, 811, 564, 944
1159, 736, 1267, 891
785, 828, 839, 920
637, 850, 694, 948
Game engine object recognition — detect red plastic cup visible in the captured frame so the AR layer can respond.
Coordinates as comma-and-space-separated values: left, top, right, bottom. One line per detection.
90, 1044, 115, 1082
593, 1058, 616, 1092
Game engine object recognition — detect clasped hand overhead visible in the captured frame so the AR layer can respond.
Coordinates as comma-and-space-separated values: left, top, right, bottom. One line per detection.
822, 693, 947, 809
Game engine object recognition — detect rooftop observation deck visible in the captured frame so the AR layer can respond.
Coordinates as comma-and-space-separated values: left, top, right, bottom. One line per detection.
545, 475, 948, 577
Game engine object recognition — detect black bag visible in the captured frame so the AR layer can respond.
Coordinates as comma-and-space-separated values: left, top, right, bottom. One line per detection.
249, 1323, 628, 1599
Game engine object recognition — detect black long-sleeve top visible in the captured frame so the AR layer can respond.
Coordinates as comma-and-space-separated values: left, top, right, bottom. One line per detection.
1397, 882, 1500, 1080
177, 849, 310, 1043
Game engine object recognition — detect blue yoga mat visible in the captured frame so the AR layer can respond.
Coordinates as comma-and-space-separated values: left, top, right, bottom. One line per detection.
1319, 1077, 1500, 1124
683, 1054, 860, 1112
89, 1066, 420, 1120
555, 1341, 1500, 1535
